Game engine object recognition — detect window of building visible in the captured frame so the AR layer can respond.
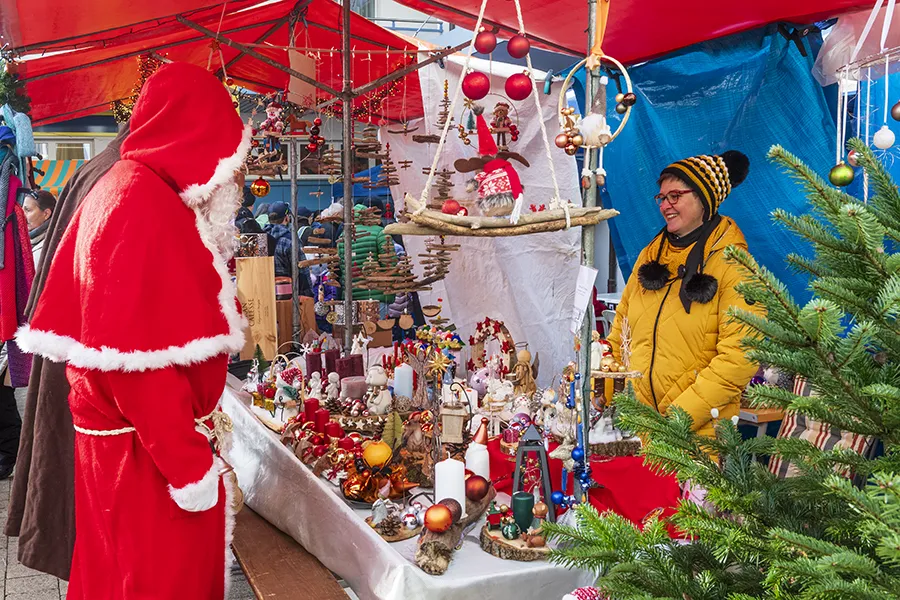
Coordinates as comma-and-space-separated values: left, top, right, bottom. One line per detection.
55, 142, 92, 160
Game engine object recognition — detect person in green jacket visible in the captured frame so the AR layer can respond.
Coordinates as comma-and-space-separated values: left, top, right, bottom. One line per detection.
336, 203, 395, 303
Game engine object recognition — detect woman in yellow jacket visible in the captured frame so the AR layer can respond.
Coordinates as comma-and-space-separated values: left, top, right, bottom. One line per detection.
607, 150, 758, 438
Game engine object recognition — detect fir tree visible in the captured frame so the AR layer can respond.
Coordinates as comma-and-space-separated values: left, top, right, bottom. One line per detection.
543, 139, 900, 599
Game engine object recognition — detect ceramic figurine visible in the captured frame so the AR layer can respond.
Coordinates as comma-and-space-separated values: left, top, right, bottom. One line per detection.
325, 372, 340, 403
365, 365, 393, 415
307, 371, 323, 399
508, 348, 538, 398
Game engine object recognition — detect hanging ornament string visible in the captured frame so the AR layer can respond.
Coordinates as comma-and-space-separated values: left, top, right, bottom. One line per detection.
207, 2, 229, 71
885, 54, 891, 126
866, 67, 872, 203
511, 0, 564, 209
881, 0, 897, 52
418, 0, 491, 207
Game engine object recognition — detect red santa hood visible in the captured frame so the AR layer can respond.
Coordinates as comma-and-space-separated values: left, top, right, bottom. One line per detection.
17, 62, 249, 372
120, 62, 252, 208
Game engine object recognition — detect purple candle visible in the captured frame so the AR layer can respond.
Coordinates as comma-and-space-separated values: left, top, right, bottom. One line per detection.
335, 357, 353, 381
306, 352, 323, 379
348, 354, 364, 377
324, 349, 340, 376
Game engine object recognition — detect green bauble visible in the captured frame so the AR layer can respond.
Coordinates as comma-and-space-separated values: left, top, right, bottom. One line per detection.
829, 162, 854, 187
501, 522, 521, 540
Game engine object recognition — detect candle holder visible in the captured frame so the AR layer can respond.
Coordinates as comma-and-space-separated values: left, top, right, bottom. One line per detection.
512, 424, 555, 522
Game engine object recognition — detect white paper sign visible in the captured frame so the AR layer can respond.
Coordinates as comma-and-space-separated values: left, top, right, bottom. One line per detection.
571, 265, 599, 334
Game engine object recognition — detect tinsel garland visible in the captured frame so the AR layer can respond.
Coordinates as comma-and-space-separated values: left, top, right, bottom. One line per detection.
112, 54, 164, 123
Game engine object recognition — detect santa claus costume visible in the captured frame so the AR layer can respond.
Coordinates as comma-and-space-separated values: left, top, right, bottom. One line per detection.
16, 62, 250, 598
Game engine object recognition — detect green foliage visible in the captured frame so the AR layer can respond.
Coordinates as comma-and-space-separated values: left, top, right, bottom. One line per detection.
253, 344, 269, 380
549, 140, 900, 599
0, 60, 30, 115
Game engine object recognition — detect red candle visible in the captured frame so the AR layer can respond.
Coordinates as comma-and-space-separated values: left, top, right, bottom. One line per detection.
324, 421, 343, 439
324, 349, 340, 376
304, 398, 320, 424
306, 351, 323, 378
314, 408, 329, 434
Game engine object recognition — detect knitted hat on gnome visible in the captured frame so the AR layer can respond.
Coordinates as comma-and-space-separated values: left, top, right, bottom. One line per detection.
638, 150, 749, 313
473, 107, 525, 221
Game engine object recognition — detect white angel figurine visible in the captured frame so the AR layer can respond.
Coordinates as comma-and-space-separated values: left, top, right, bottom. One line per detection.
307, 371, 323, 399
325, 372, 340, 403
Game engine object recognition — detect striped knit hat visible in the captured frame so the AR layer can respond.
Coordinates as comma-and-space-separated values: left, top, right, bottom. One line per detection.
660, 150, 749, 220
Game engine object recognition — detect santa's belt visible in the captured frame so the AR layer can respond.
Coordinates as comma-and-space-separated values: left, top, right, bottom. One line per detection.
74, 409, 233, 446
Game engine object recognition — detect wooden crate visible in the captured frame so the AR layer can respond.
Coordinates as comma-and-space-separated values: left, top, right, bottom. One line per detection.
236, 257, 278, 360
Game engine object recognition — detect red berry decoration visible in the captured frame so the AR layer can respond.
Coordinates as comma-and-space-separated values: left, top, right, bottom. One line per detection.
441, 199, 462, 215
505, 72, 533, 101
507, 34, 531, 59
474, 30, 498, 54
462, 71, 491, 100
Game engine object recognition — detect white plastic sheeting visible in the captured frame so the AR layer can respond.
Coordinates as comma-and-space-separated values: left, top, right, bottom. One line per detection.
384, 53, 584, 386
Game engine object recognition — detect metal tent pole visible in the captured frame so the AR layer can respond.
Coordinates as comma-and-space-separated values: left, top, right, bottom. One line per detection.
290, 138, 301, 342
341, 0, 355, 355
576, 0, 604, 500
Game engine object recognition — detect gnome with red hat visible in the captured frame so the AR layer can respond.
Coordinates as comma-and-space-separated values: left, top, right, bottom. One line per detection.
455, 106, 530, 222
16, 62, 251, 598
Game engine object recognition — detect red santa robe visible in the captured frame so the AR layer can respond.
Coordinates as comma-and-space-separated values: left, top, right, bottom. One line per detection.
16, 62, 250, 598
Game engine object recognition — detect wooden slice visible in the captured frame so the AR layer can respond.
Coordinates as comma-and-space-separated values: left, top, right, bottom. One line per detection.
377, 319, 395, 330
479, 525, 549, 561
365, 517, 422, 542
363, 321, 377, 335
421, 305, 441, 318
398, 314, 414, 330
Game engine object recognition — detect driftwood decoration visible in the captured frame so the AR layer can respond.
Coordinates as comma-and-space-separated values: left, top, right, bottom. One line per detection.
415, 485, 497, 575
386, 194, 619, 238
480, 525, 550, 561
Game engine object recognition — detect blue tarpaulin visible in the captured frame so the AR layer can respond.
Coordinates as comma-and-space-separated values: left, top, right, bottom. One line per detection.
568, 25, 836, 305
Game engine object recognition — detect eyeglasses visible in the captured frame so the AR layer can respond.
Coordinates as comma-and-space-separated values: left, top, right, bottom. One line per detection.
654, 189, 693, 206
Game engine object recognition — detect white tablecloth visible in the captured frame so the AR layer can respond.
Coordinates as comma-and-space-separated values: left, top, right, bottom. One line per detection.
222, 378, 594, 600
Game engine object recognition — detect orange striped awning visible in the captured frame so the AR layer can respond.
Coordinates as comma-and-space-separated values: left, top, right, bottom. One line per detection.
33, 159, 85, 196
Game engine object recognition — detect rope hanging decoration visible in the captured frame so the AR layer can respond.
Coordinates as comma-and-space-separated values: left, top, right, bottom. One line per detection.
394, 0, 624, 237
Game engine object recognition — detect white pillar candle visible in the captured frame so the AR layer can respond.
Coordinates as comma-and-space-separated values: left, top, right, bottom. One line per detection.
465, 442, 490, 481
392, 363, 413, 399
434, 458, 467, 518
463, 387, 478, 412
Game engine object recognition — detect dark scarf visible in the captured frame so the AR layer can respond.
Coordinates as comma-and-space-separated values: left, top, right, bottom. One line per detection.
29, 220, 49, 245
637, 214, 721, 313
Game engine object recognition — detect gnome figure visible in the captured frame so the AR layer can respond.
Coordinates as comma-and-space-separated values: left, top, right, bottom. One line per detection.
455, 106, 529, 223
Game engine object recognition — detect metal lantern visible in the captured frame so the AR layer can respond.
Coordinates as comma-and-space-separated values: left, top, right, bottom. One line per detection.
440, 383, 471, 444
512, 424, 556, 522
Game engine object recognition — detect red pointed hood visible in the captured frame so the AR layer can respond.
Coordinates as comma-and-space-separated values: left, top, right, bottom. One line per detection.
475, 112, 498, 157
121, 62, 251, 207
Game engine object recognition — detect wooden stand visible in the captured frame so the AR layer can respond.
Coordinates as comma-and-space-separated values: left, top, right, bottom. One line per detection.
237, 257, 278, 360
365, 516, 422, 542
479, 525, 550, 561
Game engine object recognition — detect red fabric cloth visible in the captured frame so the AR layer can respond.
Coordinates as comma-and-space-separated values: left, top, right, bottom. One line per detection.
487, 438, 681, 532
0, 175, 33, 342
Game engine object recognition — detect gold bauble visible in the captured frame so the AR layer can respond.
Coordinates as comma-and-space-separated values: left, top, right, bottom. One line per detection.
565, 144, 578, 156
250, 177, 270, 198
600, 355, 616, 368
571, 134, 584, 147
615, 92, 625, 104
554, 133, 569, 149
618, 365, 627, 373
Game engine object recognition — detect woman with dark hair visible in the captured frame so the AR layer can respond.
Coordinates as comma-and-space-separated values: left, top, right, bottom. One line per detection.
607, 151, 760, 438
23, 190, 56, 266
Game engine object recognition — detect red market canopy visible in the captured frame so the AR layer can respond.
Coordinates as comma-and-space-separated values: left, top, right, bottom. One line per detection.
394, 0, 873, 61
5, 0, 425, 125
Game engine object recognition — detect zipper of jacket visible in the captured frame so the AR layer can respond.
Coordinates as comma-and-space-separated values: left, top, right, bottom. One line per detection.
648, 282, 674, 413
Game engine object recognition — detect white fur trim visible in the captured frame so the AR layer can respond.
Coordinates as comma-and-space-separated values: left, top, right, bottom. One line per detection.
169, 457, 222, 512
16, 193, 249, 372
223, 472, 237, 599
180, 125, 253, 208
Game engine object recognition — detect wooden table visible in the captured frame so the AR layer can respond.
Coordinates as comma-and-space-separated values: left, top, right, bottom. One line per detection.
739, 408, 785, 437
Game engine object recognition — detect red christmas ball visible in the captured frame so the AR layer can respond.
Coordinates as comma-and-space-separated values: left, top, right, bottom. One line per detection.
465, 475, 490, 501
474, 30, 498, 54
313, 445, 329, 457
311, 434, 326, 446
439, 498, 463, 523
307, 143, 318, 152
462, 71, 491, 101
264, 386, 276, 399
338, 436, 355, 450
507, 34, 531, 59
505, 73, 532, 101
441, 199, 462, 214
424, 504, 454, 532
314, 117, 323, 126
226, 78, 235, 86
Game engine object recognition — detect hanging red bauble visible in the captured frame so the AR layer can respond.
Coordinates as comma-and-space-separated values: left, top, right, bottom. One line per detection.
462, 71, 491, 100
250, 177, 270, 197
475, 30, 498, 54
307, 143, 318, 152
314, 117, 323, 126
507, 35, 531, 59
505, 73, 532, 101
310, 125, 321, 136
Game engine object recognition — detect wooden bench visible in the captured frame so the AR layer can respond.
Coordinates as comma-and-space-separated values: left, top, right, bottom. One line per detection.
232, 507, 348, 599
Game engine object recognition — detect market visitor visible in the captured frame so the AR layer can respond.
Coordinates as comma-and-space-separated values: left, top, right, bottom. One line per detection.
16, 62, 247, 598
265, 201, 314, 297
23, 189, 56, 266
6, 122, 130, 581
606, 151, 759, 437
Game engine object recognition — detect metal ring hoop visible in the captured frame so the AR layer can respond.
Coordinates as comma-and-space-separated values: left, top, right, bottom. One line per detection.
557, 54, 634, 148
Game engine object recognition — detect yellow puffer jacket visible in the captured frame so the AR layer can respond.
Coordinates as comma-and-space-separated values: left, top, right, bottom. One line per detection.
607, 216, 760, 438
